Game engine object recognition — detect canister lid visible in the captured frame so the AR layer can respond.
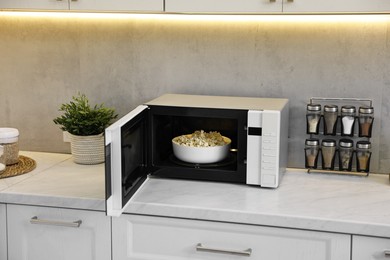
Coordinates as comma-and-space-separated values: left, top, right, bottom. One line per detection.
324, 105, 338, 112
305, 138, 319, 146
356, 140, 371, 149
359, 106, 374, 115
339, 138, 354, 148
0, 128, 19, 143
307, 104, 321, 111
322, 139, 336, 147
341, 105, 356, 113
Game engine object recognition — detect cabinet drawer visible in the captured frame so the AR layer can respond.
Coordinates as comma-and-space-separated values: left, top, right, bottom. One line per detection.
352, 235, 390, 260
113, 214, 350, 260
7, 204, 111, 260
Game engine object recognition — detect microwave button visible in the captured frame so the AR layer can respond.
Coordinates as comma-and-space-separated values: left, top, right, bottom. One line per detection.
263, 132, 277, 137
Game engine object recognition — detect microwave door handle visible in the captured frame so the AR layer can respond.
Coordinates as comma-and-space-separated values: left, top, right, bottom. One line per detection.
105, 143, 112, 201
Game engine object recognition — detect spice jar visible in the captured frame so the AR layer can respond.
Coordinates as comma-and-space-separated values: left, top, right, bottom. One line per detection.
323, 105, 338, 135
306, 104, 322, 135
338, 139, 354, 171
358, 106, 374, 138
0, 128, 19, 165
321, 139, 337, 170
356, 141, 371, 172
305, 139, 320, 169
341, 106, 356, 137
0, 146, 5, 174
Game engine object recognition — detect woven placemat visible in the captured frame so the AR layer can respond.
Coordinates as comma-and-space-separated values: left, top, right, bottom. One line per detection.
0, 156, 36, 179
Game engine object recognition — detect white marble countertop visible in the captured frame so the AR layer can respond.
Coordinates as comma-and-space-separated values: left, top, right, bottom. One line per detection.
0, 151, 105, 211
0, 152, 389, 238
126, 170, 390, 238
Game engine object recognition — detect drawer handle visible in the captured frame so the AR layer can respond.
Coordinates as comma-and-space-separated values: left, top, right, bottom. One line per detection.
30, 216, 82, 228
385, 250, 390, 257
196, 243, 252, 257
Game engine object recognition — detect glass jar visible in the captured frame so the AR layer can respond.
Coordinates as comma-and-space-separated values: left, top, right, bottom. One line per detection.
358, 106, 374, 138
0, 145, 5, 174
338, 139, 354, 171
306, 104, 322, 135
321, 139, 337, 170
0, 128, 19, 165
341, 105, 356, 137
356, 141, 371, 172
323, 105, 338, 135
305, 139, 320, 169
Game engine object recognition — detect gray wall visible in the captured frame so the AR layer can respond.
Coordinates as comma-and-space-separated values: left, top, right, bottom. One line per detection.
1, 14, 389, 173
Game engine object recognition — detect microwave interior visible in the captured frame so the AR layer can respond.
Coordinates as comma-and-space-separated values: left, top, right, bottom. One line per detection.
147, 105, 248, 183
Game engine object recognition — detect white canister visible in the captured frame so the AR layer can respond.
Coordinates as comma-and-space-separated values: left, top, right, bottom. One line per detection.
0, 128, 19, 165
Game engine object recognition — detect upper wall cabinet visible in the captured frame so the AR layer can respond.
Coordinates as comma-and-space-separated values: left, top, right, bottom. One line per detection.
1, 0, 389, 13
165, 0, 283, 13
0, 0, 69, 10
0, 0, 163, 12
70, 0, 163, 12
283, 0, 390, 13
165, 0, 390, 13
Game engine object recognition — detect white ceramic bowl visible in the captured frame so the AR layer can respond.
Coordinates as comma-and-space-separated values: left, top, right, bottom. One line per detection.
172, 135, 231, 164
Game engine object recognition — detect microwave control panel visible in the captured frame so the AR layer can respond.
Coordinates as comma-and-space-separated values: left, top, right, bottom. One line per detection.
247, 110, 281, 188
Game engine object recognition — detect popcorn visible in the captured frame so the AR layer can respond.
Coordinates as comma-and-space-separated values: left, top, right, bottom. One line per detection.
172, 130, 228, 147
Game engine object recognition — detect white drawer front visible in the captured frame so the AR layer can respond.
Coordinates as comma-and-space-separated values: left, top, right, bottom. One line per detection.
7, 204, 111, 260
113, 214, 350, 260
353, 235, 390, 260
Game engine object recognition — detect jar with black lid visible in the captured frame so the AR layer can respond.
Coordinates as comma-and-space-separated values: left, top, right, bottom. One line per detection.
358, 106, 374, 138
305, 139, 320, 169
306, 104, 321, 135
338, 139, 354, 171
321, 139, 337, 170
356, 141, 371, 172
341, 106, 356, 137
323, 105, 338, 135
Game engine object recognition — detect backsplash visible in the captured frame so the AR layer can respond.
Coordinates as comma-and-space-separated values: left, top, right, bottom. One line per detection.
0, 14, 389, 173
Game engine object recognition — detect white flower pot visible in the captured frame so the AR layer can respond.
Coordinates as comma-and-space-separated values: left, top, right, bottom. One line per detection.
69, 133, 104, 165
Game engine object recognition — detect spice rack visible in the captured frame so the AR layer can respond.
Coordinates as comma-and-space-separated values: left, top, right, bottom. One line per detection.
304, 97, 373, 177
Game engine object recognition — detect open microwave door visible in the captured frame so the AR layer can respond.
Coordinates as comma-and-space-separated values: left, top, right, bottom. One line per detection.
105, 105, 149, 217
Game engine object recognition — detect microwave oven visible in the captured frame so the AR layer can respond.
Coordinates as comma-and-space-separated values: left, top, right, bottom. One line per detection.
105, 94, 289, 216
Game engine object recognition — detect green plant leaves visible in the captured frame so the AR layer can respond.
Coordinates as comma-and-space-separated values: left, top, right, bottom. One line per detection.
53, 93, 118, 136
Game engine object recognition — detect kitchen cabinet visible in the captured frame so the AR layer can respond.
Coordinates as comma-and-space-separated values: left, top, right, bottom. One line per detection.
2, 0, 390, 13
0, 204, 7, 260
283, 0, 390, 13
69, 0, 163, 12
165, 0, 282, 13
352, 235, 390, 260
0, 0, 68, 10
0, 0, 163, 12
165, 0, 390, 13
112, 214, 351, 260
7, 204, 111, 260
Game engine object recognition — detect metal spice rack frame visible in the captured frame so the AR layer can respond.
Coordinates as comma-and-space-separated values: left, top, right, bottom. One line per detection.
305, 97, 373, 177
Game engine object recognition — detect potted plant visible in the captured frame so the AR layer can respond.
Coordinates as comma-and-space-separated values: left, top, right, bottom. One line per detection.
53, 93, 118, 165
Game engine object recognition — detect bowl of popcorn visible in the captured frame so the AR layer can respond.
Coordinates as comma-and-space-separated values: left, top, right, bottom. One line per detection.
172, 130, 231, 164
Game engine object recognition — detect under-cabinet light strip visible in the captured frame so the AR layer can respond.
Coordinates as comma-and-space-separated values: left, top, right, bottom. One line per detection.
0, 11, 390, 23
